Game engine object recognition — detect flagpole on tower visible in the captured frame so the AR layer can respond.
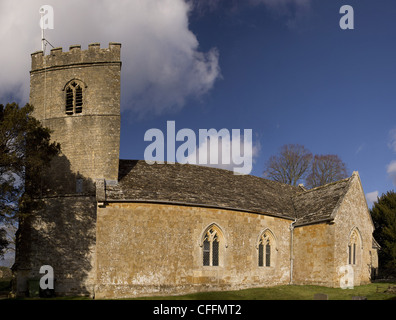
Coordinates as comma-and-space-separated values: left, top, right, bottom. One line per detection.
41, 24, 45, 52
40, 7, 44, 52
39, 6, 54, 55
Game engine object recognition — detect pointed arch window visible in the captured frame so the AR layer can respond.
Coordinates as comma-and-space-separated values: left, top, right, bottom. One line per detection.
348, 229, 361, 265
202, 225, 224, 267
65, 80, 84, 115
257, 229, 276, 268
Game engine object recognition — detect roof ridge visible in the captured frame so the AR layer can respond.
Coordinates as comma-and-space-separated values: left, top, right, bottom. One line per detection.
114, 158, 299, 219
291, 174, 354, 226
294, 176, 352, 195
118, 158, 301, 190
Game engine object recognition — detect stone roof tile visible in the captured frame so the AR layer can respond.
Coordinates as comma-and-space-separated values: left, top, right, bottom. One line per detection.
292, 178, 351, 226
104, 160, 352, 225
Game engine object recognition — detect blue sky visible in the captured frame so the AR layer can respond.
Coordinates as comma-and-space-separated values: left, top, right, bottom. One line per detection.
119, 0, 396, 207
1, 0, 396, 210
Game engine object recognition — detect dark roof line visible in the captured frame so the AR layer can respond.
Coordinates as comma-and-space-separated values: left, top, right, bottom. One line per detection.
102, 198, 296, 221
104, 159, 353, 225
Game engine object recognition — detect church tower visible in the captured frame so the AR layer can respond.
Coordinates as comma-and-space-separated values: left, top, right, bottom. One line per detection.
29, 42, 121, 189
13, 43, 121, 297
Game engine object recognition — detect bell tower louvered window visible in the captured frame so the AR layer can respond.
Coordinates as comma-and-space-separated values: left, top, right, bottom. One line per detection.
65, 80, 84, 115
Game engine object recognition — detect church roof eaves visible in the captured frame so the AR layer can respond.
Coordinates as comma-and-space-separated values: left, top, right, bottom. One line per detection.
106, 160, 300, 220
102, 198, 296, 221
104, 160, 352, 225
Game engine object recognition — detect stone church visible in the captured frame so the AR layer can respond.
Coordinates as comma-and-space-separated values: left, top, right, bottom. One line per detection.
12, 43, 379, 298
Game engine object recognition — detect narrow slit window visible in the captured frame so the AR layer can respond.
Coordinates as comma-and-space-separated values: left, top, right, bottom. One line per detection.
203, 238, 210, 266
65, 88, 74, 115
212, 236, 219, 266
265, 243, 271, 267
348, 245, 352, 264
75, 86, 83, 113
258, 243, 264, 267
76, 178, 83, 193
353, 243, 356, 265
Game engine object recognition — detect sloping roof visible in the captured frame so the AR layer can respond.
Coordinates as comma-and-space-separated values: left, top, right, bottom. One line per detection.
292, 178, 351, 226
104, 159, 353, 225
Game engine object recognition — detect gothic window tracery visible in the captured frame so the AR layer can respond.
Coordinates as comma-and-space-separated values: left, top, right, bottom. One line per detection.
258, 230, 276, 267
348, 229, 361, 265
202, 225, 223, 267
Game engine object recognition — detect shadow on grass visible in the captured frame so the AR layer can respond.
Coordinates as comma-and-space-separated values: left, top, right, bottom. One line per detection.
127, 283, 396, 301
3, 283, 396, 300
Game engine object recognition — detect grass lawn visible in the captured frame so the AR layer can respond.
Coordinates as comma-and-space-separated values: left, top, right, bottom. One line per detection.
2, 282, 395, 300
131, 283, 396, 300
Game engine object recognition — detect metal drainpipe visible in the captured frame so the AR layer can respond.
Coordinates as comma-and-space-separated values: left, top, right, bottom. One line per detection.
289, 219, 297, 285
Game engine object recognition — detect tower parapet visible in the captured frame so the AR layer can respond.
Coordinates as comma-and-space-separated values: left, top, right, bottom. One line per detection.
31, 42, 121, 72
29, 42, 122, 187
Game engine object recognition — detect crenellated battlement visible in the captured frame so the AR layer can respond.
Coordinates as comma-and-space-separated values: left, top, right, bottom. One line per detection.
29, 40, 121, 182
31, 42, 121, 72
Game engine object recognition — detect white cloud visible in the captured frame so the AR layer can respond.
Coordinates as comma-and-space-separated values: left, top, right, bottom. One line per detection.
184, 129, 261, 175
365, 190, 379, 207
355, 143, 365, 155
388, 128, 396, 152
387, 160, 396, 185
0, 0, 220, 116
385, 129, 396, 186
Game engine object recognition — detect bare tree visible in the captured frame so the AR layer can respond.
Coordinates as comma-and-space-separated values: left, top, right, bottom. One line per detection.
263, 144, 312, 186
305, 154, 348, 188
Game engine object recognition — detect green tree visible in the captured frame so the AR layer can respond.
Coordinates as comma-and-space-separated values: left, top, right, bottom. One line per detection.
0, 103, 60, 258
370, 190, 396, 277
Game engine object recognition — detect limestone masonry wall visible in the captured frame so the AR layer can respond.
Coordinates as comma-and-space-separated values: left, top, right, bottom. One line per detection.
95, 203, 293, 299
14, 196, 97, 296
29, 42, 121, 183
292, 223, 336, 286
13, 43, 121, 297
292, 174, 375, 287
333, 174, 375, 286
